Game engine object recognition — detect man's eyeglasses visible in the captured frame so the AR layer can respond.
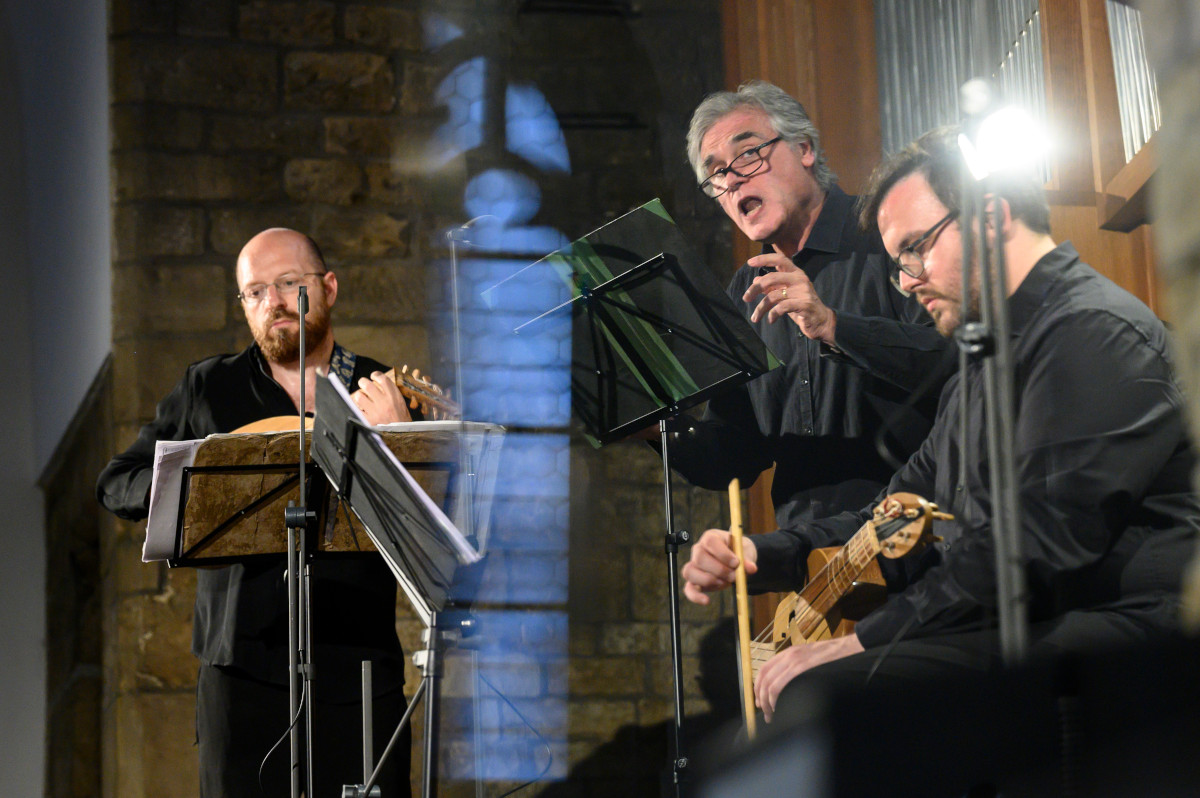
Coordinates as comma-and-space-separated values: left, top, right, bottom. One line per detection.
894, 211, 958, 279
699, 136, 783, 198
237, 272, 324, 304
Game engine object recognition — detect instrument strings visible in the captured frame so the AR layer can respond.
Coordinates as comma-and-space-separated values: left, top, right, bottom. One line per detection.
750, 517, 907, 654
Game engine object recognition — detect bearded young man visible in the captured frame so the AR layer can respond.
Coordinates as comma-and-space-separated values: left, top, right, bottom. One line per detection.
97, 228, 414, 797
682, 127, 1200, 755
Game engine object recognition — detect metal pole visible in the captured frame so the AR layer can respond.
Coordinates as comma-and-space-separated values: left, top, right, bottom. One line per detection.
660, 419, 688, 795
362, 661, 373, 786
422, 615, 441, 798
981, 190, 1027, 663
283, 286, 319, 795
958, 78, 1028, 664
287, 521, 301, 798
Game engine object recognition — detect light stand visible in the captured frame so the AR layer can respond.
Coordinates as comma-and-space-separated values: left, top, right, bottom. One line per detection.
956, 80, 1029, 664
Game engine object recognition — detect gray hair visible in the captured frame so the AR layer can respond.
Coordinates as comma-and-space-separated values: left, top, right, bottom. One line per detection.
686, 80, 836, 191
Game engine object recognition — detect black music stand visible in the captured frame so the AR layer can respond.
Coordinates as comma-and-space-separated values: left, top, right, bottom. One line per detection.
510, 199, 781, 793
311, 374, 482, 798
162, 461, 324, 566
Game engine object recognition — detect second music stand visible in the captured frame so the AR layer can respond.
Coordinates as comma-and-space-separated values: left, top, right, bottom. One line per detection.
311, 374, 486, 798
510, 199, 781, 793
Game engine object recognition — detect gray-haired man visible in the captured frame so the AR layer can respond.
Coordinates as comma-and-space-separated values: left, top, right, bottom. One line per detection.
668, 81, 953, 542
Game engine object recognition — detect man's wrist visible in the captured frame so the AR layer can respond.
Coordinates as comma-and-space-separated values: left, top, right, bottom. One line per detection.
817, 309, 837, 347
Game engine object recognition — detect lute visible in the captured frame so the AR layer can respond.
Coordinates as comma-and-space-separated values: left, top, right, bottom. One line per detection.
746, 492, 951, 681
233, 365, 460, 433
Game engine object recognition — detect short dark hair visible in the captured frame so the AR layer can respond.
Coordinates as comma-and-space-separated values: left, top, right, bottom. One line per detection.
858, 126, 1051, 235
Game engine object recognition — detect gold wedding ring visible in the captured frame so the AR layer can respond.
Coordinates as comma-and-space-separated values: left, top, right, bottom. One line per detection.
780, 286, 788, 299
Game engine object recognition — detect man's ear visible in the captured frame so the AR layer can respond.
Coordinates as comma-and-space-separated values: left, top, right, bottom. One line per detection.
797, 140, 816, 169
322, 270, 338, 308
981, 194, 1013, 244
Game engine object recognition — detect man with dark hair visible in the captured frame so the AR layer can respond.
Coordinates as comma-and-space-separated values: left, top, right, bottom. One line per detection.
97, 228, 414, 797
682, 127, 1199, 724
856, 125, 1053, 238
667, 81, 954, 534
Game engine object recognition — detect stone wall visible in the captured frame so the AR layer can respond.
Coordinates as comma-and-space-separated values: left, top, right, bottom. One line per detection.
42, 361, 111, 798
84, 1, 733, 796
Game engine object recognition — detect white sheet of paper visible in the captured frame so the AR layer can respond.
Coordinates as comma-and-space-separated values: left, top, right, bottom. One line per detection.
143, 438, 205, 561
325, 375, 482, 565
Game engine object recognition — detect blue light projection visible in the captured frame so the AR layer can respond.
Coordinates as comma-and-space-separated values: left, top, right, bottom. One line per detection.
431, 56, 486, 167
422, 14, 464, 49
426, 15, 575, 785
506, 84, 571, 173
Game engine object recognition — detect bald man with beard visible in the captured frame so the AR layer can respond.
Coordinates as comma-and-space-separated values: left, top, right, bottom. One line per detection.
98, 228, 414, 797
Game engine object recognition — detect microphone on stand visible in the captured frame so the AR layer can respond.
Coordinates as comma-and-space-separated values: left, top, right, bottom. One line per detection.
446, 214, 498, 244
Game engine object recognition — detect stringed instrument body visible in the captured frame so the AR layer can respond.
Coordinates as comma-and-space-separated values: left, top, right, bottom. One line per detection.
233, 365, 459, 433
785, 547, 887, 641
747, 492, 950, 680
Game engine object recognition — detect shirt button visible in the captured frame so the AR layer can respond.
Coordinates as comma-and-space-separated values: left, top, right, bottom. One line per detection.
803, 426, 813, 435
801, 379, 809, 385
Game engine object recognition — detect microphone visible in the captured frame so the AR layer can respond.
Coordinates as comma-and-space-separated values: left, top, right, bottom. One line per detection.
446, 214, 498, 244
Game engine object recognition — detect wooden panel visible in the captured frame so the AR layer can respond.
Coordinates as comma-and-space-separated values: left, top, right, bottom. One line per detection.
1040, 0, 1158, 310
720, 0, 880, 210
1078, 0, 1127, 191
1041, 0, 1095, 193
1048, 203, 1161, 316
811, 0, 883, 193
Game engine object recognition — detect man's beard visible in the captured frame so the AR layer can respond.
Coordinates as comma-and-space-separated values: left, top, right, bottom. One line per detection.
252, 305, 331, 363
920, 268, 982, 337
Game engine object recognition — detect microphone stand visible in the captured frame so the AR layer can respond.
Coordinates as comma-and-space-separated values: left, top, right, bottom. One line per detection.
285, 285, 318, 796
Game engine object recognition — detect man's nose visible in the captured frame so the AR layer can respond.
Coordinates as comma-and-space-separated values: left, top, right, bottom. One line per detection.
725, 169, 750, 193
263, 283, 288, 305
897, 268, 922, 294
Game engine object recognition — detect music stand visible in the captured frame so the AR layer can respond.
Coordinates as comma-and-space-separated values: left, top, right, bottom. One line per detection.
311, 374, 483, 798
505, 199, 781, 792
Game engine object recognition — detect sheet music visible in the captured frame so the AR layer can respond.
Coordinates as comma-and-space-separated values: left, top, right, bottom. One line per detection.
143, 439, 204, 561
325, 374, 483, 565
141, 389, 493, 566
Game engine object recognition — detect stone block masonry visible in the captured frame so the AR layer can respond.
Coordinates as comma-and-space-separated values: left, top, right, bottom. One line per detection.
81, 2, 732, 796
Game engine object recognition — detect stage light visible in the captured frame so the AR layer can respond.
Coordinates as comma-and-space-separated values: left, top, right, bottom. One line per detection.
958, 103, 1050, 181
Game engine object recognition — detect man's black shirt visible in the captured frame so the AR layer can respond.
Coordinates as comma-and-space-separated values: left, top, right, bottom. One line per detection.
668, 185, 955, 528
752, 243, 1199, 647
96, 343, 406, 690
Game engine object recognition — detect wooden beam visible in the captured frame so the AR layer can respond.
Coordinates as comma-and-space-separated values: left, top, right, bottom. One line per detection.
1040, 0, 1095, 193
811, 0, 882, 193
1099, 133, 1156, 231
1079, 0, 1127, 192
